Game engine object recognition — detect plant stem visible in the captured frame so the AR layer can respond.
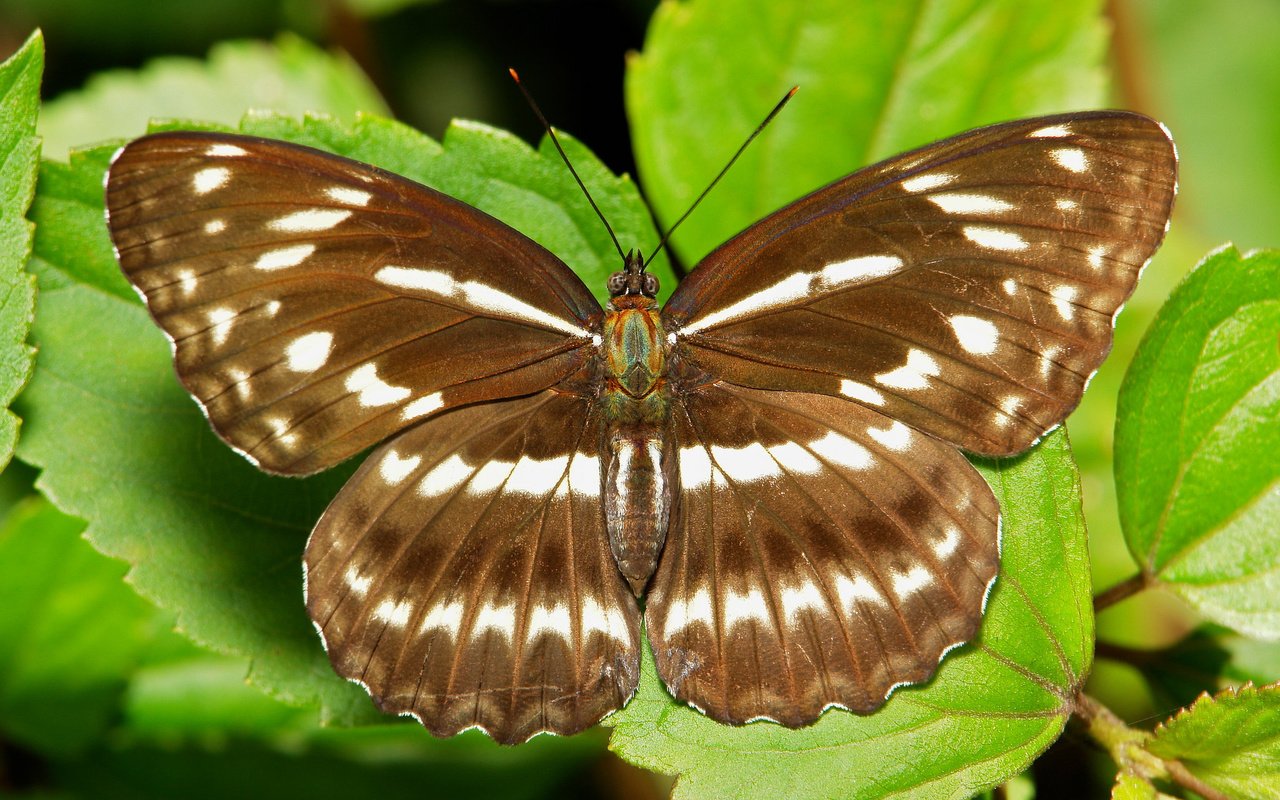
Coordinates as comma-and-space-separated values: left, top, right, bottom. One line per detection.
1073, 692, 1230, 800
1093, 572, 1149, 612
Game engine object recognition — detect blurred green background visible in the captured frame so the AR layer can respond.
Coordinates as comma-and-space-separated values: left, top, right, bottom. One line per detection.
1, 0, 1277, 797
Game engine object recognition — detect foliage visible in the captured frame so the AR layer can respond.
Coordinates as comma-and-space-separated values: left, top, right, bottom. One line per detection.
1, 1, 1278, 799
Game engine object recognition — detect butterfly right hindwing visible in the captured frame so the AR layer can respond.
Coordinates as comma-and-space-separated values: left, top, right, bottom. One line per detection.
304, 389, 640, 744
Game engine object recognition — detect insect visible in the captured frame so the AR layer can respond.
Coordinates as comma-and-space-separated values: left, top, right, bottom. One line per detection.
105, 108, 1176, 744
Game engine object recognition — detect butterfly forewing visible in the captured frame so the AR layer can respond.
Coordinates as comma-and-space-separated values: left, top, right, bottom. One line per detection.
106, 132, 602, 475
304, 389, 640, 743
646, 385, 999, 724
664, 112, 1177, 456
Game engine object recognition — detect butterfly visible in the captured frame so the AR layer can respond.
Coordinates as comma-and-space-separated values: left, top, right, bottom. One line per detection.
104, 110, 1176, 744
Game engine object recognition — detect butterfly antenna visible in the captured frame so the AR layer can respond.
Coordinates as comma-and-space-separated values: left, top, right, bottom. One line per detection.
509, 68, 627, 263
643, 86, 798, 270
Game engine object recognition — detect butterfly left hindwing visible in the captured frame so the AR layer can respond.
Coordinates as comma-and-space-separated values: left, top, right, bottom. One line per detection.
647, 385, 999, 725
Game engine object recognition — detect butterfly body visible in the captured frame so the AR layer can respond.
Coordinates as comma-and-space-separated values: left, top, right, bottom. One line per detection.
105, 111, 1177, 743
598, 277, 676, 595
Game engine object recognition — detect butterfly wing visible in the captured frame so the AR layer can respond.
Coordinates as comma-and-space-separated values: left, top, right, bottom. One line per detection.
106, 132, 602, 475
645, 385, 999, 723
663, 112, 1177, 456
304, 389, 640, 743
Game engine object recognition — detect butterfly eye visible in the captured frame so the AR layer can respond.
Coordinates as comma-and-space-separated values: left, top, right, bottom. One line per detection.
607, 271, 628, 296
642, 272, 660, 297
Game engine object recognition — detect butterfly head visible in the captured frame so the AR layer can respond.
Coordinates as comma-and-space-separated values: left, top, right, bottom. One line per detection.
607, 250, 659, 300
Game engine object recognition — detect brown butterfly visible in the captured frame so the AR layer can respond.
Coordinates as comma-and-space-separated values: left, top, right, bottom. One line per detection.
105, 111, 1175, 743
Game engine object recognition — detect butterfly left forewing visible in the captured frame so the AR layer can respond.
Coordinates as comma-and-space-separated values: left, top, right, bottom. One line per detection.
664, 112, 1176, 456
646, 384, 999, 724
305, 389, 640, 743
107, 132, 602, 475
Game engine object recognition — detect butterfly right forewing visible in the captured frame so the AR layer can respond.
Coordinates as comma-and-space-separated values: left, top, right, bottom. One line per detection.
106, 132, 602, 476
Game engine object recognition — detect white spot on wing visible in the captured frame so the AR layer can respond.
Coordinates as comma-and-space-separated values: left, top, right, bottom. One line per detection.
581, 596, 632, 644
948, 315, 999, 355
204, 218, 226, 234
808, 431, 873, 470
711, 442, 780, 483
402, 392, 443, 421
1050, 285, 1078, 320
1029, 124, 1072, 138
379, 450, 421, 484
176, 269, 197, 296
678, 446, 714, 491
1087, 244, 1108, 271
840, 379, 885, 406
420, 601, 463, 637
1002, 278, 1018, 295
345, 364, 411, 407
767, 441, 822, 475
255, 244, 316, 271
284, 331, 333, 372
474, 602, 516, 639
662, 587, 714, 634
374, 266, 588, 338
418, 454, 472, 497
373, 598, 413, 627
928, 193, 1013, 214
679, 255, 904, 335
527, 603, 572, 641
205, 143, 248, 157
507, 454, 569, 495
867, 421, 912, 452
934, 525, 961, 559
568, 452, 601, 499
326, 186, 372, 206
835, 572, 885, 609
723, 587, 771, 631
192, 166, 229, 194
964, 225, 1028, 251
780, 581, 826, 622
901, 173, 954, 193
1051, 147, 1088, 172
206, 307, 236, 347
892, 565, 933, 600
269, 209, 352, 232
343, 566, 371, 597
1055, 198, 1078, 212
875, 348, 940, 390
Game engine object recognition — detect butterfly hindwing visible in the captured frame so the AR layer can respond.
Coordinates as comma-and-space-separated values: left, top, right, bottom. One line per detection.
645, 384, 1000, 725
664, 112, 1177, 456
304, 389, 640, 743
106, 132, 602, 475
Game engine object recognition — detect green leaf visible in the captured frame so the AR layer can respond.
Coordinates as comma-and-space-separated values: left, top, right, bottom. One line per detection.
0, 30, 41, 472
1147, 683, 1280, 800
38, 34, 389, 158
626, 0, 1107, 266
608, 430, 1094, 800
16, 111, 661, 728
1114, 247, 1280, 637
1110, 771, 1156, 800
0, 496, 162, 756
